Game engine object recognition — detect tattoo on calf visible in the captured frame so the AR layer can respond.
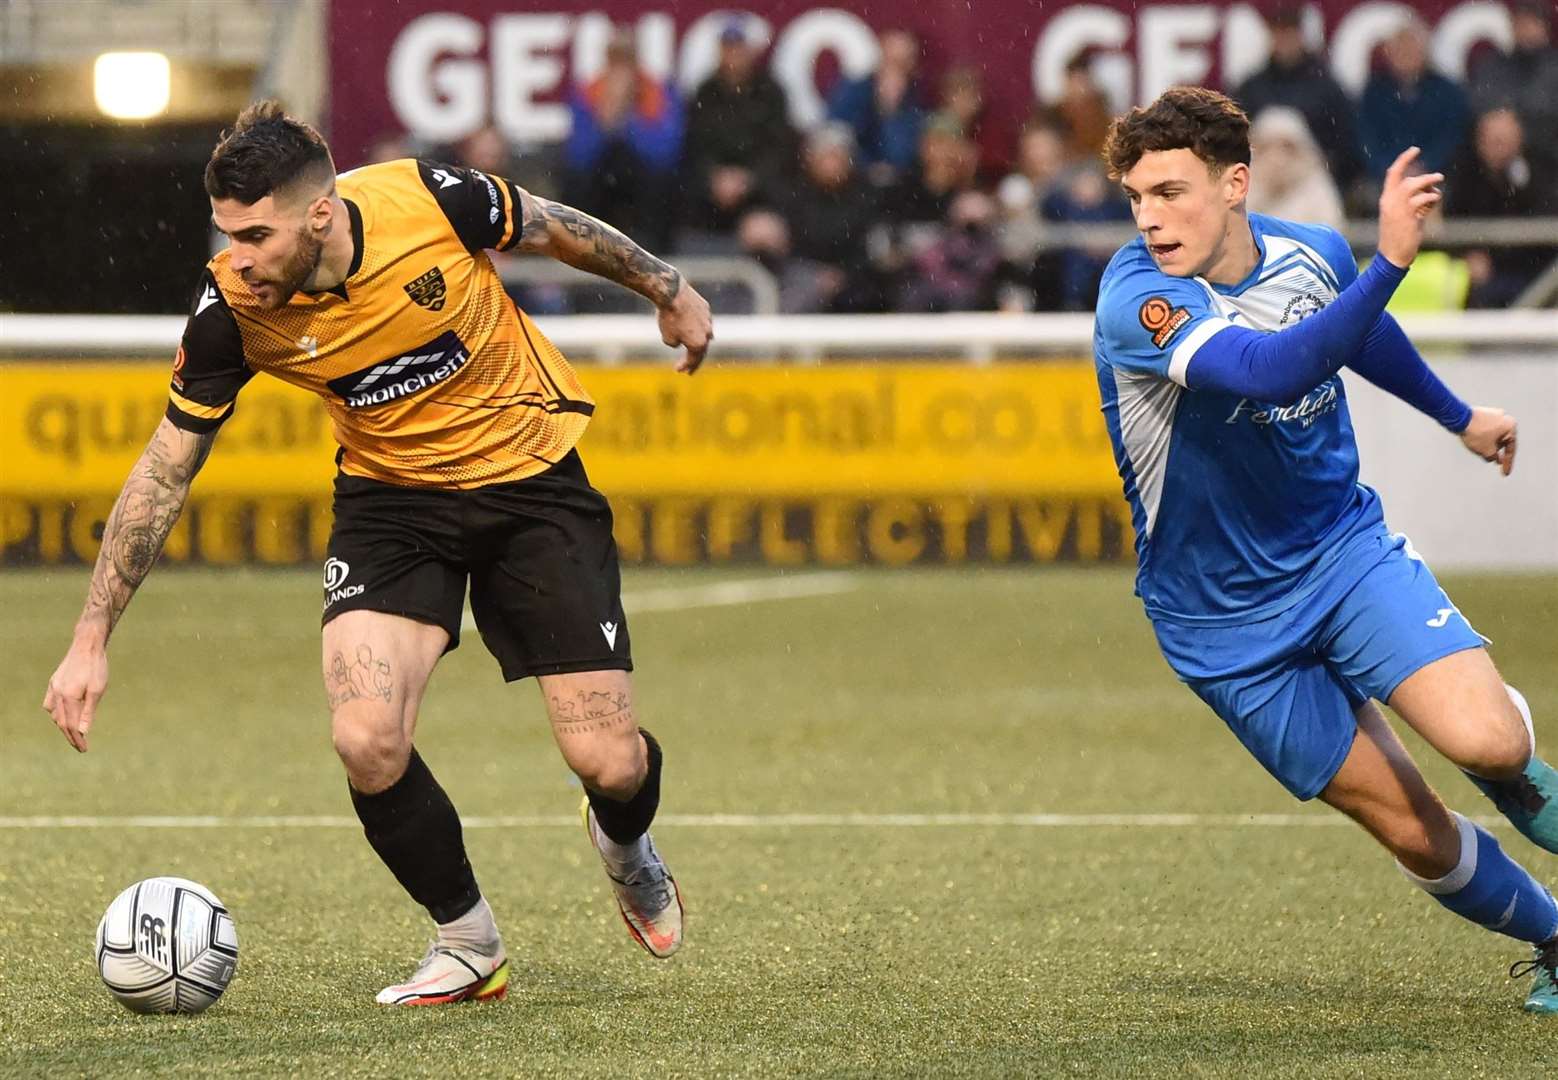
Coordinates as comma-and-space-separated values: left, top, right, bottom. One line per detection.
549, 690, 635, 734
326, 644, 394, 710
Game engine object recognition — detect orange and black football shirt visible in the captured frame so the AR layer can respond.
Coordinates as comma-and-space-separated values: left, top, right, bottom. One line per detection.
166, 159, 594, 489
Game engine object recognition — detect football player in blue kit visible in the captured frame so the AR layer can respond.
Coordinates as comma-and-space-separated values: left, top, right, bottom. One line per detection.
1093, 86, 1558, 1011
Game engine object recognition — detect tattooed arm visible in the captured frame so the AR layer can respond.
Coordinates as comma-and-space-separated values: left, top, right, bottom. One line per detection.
514, 190, 713, 373
42, 417, 217, 752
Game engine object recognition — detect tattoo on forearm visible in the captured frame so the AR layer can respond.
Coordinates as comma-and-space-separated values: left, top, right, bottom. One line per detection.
549, 690, 635, 734
80, 423, 215, 637
519, 193, 682, 307
325, 645, 394, 710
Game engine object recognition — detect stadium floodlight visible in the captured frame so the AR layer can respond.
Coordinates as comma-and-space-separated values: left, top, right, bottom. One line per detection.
93, 52, 171, 120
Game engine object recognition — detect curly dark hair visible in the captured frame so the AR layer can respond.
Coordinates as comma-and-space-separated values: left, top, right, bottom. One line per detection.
1102, 86, 1250, 180
204, 100, 335, 204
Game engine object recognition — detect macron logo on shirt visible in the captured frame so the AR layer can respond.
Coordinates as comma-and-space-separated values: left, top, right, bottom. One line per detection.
195, 285, 220, 316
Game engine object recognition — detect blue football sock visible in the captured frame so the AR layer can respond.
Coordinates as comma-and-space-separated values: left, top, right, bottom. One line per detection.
1398, 812, 1558, 944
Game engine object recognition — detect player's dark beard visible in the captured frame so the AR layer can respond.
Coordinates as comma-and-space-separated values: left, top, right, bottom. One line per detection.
262, 228, 325, 308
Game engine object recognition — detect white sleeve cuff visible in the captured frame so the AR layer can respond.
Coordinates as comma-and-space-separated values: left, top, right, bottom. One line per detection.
1167, 317, 1234, 387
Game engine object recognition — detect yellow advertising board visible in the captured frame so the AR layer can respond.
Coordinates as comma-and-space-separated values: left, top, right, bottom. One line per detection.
1, 362, 338, 497
582, 363, 1117, 496
0, 361, 1118, 496
0, 360, 1130, 566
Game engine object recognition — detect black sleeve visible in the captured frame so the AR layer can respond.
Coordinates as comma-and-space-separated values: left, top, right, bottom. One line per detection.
416, 160, 527, 253
166, 269, 253, 433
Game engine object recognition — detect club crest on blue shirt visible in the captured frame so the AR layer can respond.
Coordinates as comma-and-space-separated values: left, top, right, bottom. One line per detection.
1279, 293, 1325, 325
1138, 296, 1192, 349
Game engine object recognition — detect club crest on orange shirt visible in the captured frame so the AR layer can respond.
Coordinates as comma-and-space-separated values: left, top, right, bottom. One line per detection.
404, 266, 447, 311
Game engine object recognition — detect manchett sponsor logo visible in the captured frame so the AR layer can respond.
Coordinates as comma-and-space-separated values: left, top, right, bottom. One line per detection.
1225, 378, 1341, 429
326, 331, 470, 409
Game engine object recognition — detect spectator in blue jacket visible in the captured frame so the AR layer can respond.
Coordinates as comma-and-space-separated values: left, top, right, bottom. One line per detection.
826, 27, 928, 185
565, 26, 684, 251
1360, 17, 1469, 184
1039, 161, 1133, 311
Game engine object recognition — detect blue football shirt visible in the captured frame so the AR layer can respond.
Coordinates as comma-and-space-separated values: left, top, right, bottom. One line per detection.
1094, 212, 1391, 625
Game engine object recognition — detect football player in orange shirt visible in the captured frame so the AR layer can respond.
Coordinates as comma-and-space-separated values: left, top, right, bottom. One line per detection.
43, 101, 711, 1005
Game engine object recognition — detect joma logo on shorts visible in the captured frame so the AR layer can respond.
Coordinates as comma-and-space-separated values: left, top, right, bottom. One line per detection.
326, 331, 470, 409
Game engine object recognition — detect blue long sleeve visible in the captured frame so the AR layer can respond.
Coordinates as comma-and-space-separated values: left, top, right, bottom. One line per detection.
1186, 256, 1407, 400
1350, 312, 1472, 431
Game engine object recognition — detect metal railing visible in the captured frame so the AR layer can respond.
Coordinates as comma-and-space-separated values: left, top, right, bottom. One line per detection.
499, 255, 781, 317
1516, 259, 1558, 308
1016, 218, 1558, 250
1019, 218, 1558, 310
5, 310, 1553, 364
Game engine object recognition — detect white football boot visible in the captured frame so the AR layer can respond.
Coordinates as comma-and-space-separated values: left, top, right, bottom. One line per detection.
375, 939, 509, 1006
581, 798, 684, 958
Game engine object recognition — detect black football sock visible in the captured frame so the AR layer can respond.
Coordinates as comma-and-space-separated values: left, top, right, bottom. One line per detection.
349, 749, 481, 924
586, 728, 663, 845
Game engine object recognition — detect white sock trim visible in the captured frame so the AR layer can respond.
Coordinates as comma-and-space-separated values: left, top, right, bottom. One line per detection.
1397, 811, 1479, 896
436, 896, 499, 947
1508, 683, 1536, 760
595, 827, 652, 877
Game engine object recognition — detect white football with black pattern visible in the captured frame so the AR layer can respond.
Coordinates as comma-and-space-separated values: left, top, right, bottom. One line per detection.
95, 877, 238, 1014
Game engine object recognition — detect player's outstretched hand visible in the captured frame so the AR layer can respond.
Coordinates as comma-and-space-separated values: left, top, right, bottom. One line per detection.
41, 638, 108, 753
1460, 405, 1518, 476
1377, 147, 1444, 270
658, 279, 713, 374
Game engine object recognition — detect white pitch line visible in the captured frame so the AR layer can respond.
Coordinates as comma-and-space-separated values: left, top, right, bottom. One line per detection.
618, 573, 862, 614
0, 812, 1515, 829
459, 572, 859, 631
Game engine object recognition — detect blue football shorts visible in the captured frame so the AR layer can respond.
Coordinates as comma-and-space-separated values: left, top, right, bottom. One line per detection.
1152, 532, 1488, 801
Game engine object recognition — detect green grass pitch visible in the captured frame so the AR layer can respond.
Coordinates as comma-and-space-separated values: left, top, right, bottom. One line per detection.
3, 566, 1557, 1077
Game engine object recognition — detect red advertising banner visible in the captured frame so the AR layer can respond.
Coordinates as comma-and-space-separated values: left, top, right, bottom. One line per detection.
327, 1, 1522, 168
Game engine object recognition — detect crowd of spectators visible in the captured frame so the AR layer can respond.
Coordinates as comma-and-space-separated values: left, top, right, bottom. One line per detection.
1229, 1, 1557, 310
375, 5, 1558, 314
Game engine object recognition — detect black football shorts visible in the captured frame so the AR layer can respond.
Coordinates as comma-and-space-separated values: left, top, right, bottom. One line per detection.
320, 449, 630, 681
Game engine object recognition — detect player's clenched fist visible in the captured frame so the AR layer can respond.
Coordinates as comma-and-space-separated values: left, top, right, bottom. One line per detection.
1377, 146, 1444, 270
